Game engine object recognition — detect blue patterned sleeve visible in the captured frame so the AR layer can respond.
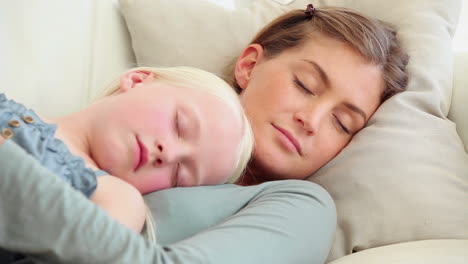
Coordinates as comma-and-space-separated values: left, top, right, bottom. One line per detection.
0, 93, 98, 197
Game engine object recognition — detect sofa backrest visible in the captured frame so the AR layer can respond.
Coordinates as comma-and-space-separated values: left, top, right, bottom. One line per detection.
1, 0, 134, 117
1, 0, 466, 152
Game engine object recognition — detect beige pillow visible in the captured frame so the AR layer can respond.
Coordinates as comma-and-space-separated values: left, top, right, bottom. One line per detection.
449, 51, 468, 152
120, 0, 468, 261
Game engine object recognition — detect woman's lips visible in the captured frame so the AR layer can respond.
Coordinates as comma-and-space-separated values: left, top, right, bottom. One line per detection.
134, 136, 148, 171
272, 124, 302, 155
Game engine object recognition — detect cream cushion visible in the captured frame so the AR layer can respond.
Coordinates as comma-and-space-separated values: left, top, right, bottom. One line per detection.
449, 51, 468, 152
119, 0, 468, 261
328, 239, 468, 264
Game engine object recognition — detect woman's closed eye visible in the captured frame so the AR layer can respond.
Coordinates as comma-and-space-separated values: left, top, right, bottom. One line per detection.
332, 114, 351, 135
293, 75, 315, 96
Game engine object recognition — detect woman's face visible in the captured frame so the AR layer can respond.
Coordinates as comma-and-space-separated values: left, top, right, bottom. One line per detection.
88, 73, 242, 194
235, 33, 384, 181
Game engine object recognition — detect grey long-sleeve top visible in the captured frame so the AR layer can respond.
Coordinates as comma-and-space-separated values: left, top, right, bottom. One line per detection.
0, 139, 336, 264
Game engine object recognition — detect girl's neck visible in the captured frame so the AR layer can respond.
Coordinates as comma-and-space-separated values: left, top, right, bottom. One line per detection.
43, 111, 99, 170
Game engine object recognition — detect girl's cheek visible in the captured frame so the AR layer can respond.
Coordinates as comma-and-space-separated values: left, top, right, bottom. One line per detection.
145, 112, 173, 136
133, 170, 174, 194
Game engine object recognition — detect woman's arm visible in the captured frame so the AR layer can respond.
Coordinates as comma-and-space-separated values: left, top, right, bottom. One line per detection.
146, 180, 337, 264
0, 139, 336, 264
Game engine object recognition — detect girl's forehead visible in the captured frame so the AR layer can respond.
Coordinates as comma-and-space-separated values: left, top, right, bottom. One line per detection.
192, 94, 242, 182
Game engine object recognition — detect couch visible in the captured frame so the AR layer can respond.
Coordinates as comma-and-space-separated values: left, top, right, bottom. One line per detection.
2, 0, 467, 263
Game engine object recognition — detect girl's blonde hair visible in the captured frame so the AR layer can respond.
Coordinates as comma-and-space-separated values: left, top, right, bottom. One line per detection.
224, 7, 409, 102
103, 66, 254, 184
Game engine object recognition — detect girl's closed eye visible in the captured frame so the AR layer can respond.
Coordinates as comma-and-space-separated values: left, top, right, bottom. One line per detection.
174, 162, 180, 187
293, 75, 316, 96
175, 108, 190, 139
175, 109, 181, 137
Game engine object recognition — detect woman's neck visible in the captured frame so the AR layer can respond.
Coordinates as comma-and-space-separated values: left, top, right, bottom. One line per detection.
237, 164, 269, 186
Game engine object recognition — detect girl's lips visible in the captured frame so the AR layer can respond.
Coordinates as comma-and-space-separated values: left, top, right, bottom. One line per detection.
272, 124, 303, 155
134, 136, 148, 171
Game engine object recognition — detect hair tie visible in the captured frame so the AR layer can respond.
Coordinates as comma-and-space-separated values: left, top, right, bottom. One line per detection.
304, 4, 316, 19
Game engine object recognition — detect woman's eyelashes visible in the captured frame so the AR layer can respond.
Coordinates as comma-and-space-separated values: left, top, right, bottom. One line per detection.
332, 114, 351, 135
293, 75, 315, 95
293, 75, 352, 135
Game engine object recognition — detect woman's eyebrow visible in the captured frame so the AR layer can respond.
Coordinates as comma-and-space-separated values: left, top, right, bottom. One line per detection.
301, 59, 330, 88
301, 59, 367, 122
343, 102, 367, 122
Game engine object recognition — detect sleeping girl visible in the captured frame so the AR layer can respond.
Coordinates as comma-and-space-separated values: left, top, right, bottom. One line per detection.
0, 66, 254, 233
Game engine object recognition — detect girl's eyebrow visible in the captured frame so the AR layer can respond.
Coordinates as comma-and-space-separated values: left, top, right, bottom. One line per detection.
181, 104, 200, 140
180, 105, 201, 185
181, 104, 200, 184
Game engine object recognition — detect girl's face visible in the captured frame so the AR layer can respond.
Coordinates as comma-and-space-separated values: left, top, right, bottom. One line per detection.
88, 74, 243, 194
235, 33, 384, 181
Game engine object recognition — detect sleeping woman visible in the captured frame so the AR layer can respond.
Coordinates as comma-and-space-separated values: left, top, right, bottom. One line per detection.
0, 4, 408, 264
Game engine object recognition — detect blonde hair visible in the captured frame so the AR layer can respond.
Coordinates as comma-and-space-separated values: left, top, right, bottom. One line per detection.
223, 7, 409, 102
103, 66, 254, 184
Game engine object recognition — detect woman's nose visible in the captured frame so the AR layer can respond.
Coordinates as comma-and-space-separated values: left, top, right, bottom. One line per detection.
294, 113, 314, 136
294, 105, 326, 136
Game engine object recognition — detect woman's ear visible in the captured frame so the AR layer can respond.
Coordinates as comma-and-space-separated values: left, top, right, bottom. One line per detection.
119, 70, 155, 93
235, 44, 264, 90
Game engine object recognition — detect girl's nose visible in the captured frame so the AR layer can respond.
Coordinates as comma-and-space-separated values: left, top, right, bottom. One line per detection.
152, 140, 191, 167
153, 142, 168, 167
154, 155, 166, 167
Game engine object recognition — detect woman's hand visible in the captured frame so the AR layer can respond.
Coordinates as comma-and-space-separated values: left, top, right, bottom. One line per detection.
0, 136, 4, 145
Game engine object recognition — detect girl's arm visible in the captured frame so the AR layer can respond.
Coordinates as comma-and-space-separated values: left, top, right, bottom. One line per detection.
1, 133, 146, 234
0, 139, 336, 264
0, 139, 154, 263
91, 175, 147, 233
